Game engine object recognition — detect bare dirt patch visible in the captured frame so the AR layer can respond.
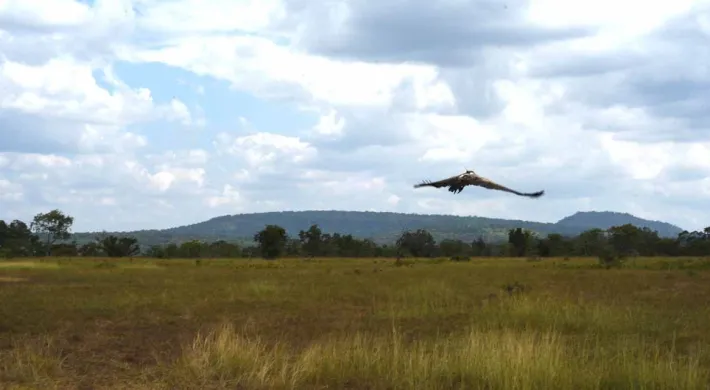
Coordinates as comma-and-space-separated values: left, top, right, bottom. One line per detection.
0, 276, 28, 283
0, 261, 59, 269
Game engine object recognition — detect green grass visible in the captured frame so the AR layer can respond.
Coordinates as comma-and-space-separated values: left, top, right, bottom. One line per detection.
1, 256, 709, 389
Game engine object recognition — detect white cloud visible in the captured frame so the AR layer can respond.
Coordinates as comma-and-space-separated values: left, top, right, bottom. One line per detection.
311, 109, 345, 138
0, 0, 91, 30
527, 0, 697, 39
117, 34, 452, 111
206, 184, 243, 208
0, 57, 190, 154
148, 149, 209, 167
9, 153, 72, 169
215, 131, 317, 170
0, 178, 23, 201
410, 114, 500, 163
165, 98, 193, 125
1, 0, 709, 234
136, 0, 286, 34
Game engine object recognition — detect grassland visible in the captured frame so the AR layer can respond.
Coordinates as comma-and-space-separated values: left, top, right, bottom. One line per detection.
1, 256, 709, 389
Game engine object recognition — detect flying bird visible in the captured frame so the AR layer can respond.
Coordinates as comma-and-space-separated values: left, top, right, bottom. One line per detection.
413, 169, 545, 198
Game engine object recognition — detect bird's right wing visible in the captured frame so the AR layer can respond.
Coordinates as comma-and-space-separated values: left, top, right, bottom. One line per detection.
413, 174, 462, 189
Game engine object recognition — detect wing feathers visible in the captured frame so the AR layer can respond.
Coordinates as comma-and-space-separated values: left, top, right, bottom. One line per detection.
412, 175, 460, 189
475, 179, 544, 198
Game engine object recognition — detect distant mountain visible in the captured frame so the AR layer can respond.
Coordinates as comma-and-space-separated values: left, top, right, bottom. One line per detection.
71, 210, 685, 247
555, 211, 683, 237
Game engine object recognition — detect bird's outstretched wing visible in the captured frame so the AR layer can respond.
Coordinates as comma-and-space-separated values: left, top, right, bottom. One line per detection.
473, 176, 545, 198
413, 174, 462, 189
413, 173, 475, 194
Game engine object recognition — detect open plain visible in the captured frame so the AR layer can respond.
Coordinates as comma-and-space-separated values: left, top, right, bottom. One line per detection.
1, 256, 709, 389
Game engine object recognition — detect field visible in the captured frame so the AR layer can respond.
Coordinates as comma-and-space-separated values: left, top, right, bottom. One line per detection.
1, 257, 709, 389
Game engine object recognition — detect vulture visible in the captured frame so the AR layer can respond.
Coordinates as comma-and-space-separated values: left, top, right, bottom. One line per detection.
413, 169, 545, 198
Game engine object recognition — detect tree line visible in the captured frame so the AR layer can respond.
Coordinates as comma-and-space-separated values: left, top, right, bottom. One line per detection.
1, 209, 709, 261
0, 210, 141, 258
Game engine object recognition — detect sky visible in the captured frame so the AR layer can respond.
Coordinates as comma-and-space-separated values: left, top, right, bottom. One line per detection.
1, 0, 710, 233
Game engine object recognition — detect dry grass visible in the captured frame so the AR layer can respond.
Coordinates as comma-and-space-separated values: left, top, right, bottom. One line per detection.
167, 322, 705, 389
0, 256, 709, 389
0, 261, 60, 269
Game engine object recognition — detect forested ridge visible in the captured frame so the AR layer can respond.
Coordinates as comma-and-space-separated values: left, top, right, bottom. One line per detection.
65, 210, 683, 247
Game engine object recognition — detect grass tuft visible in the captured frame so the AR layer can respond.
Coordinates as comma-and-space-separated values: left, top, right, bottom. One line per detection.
0, 335, 66, 389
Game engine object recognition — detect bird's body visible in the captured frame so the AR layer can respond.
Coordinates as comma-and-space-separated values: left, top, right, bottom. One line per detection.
413, 169, 545, 198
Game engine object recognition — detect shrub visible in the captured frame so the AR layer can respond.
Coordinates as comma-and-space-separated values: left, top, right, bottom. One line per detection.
597, 248, 625, 269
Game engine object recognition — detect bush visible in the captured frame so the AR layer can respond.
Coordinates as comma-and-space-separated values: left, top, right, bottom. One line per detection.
598, 248, 625, 269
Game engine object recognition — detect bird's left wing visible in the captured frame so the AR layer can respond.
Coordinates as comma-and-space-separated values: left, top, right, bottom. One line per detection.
473, 176, 545, 198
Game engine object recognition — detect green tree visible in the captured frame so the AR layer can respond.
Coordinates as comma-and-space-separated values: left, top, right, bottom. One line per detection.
0, 220, 7, 249
254, 224, 288, 259
536, 237, 551, 257
79, 242, 103, 257
471, 236, 489, 256
284, 238, 302, 256
320, 233, 338, 256
179, 240, 208, 258
0, 220, 40, 258
608, 224, 643, 257
546, 233, 567, 256
575, 228, 607, 256
145, 245, 166, 258
635, 227, 661, 256
655, 237, 679, 256
396, 229, 436, 257
677, 228, 710, 256
298, 224, 322, 256
52, 242, 79, 256
0, 220, 8, 258
332, 234, 377, 257
439, 239, 469, 257
507, 228, 532, 257
164, 243, 179, 258
30, 209, 74, 256
208, 240, 241, 258
99, 235, 140, 257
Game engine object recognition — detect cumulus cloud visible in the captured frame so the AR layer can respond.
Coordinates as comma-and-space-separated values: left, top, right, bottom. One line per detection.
526, 2, 710, 143
1, 0, 709, 233
282, 0, 593, 66
214, 130, 317, 172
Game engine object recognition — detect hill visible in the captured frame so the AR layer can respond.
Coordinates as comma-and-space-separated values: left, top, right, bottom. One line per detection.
71, 210, 685, 247
555, 211, 682, 237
